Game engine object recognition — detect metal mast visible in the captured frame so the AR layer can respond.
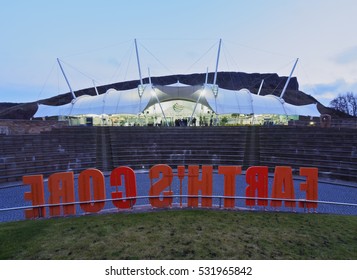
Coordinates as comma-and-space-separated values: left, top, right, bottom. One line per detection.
57, 58, 76, 100
257, 79, 264, 95
134, 39, 145, 115
134, 38, 144, 89
148, 67, 152, 85
211, 39, 222, 124
189, 87, 205, 126
149, 68, 168, 126
92, 79, 99, 96
213, 38, 222, 87
279, 58, 299, 99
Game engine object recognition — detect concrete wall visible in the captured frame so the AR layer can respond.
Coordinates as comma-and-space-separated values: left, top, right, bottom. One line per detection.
0, 120, 68, 135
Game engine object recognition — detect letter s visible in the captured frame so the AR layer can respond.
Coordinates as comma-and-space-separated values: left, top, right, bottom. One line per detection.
149, 164, 173, 208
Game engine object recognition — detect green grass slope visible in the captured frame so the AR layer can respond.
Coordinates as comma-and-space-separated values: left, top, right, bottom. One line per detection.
0, 210, 356, 260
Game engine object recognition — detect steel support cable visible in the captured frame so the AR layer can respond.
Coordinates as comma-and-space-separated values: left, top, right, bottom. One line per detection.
221, 42, 299, 93
122, 43, 135, 84
57, 58, 102, 86
222, 44, 240, 90
184, 40, 219, 74
36, 62, 56, 101
61, 39, 133, 59
138, 42, 175, 76
109, 41, 134, 84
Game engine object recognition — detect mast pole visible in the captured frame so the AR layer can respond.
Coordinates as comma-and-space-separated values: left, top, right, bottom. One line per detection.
92, 79, 99, 96
212, 39, 222, 124
134, 38, 143, 87
134, 39, 145, 117
279, 58, 299, 99
57, 58, 76, 99
148, 67, 152, 85
148, 68, 168, 126
189, 87, 205, 126
205, 67, 209, 85
213, 39, 222, 86
152, 87, 169, 126
257, 79, 264, 95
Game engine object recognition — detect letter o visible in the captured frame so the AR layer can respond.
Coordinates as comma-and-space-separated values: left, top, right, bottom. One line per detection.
78, 168, 106, 213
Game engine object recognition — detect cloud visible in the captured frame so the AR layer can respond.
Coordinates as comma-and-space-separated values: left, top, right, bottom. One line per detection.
301, 79, 357, 106
332, 46, 357, 64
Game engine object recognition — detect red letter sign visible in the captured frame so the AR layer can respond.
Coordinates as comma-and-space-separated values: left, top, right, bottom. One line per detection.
245, 166, 269, 207
149, 164, 173, 208
218, 166, 242, 208
48, 172, 75, 217
299, 167, 318, 209
110, 166, 137, 209
23, 175, 46, 219
78, 169, 105, 213
271, 166, 296, 208
187, 165, 213, 207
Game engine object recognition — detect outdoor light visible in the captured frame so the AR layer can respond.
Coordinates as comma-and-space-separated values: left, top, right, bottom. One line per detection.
200, 88, 206, 96
212, 84, 219, 97
138, 84, 144, 97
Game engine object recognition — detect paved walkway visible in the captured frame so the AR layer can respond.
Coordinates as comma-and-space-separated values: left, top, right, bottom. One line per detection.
1, 173, 356, 223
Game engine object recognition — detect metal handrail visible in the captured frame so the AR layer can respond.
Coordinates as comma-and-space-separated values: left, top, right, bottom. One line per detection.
1, 194, 356, 213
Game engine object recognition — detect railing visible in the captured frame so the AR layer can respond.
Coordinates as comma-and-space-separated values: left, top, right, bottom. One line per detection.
1, 194, 357, 222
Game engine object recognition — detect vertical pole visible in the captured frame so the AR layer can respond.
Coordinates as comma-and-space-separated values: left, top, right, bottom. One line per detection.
212, 39, 221, 122
57, 58, 76, 99
279, 58, 299, 99
148, 67, 152, 85
205, 67, 209, 84
214, 97, 218, 125
189, 87, 204, 125
257, 79, 264, 95
135, 39, 144, 118
152, 87, 168, 126
213, 39, 222, 86
134, 39, 143, 86
92, 79, 99, 96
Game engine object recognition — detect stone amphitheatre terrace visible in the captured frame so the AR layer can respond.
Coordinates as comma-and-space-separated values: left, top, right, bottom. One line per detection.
0, 120, 356, 184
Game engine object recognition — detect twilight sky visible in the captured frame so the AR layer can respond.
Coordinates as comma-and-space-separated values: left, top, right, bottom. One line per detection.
1, 0, 357, 106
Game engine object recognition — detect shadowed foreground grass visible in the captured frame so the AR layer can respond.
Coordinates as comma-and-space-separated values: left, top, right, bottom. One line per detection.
0, 210, 356, 260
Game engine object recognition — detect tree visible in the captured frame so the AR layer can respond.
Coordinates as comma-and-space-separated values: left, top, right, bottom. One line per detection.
329, 92, 357, 117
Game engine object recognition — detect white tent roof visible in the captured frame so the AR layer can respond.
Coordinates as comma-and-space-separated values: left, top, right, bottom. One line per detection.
203, 85, 320, 117
34, 83, 321, 118
34, 85, 153, 117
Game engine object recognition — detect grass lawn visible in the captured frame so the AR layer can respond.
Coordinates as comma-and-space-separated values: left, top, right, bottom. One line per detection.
0, 209, 356, 260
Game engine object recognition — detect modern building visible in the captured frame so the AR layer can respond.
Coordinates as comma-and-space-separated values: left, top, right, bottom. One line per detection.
34, 81, 321, 126
33, 39, 321, 126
